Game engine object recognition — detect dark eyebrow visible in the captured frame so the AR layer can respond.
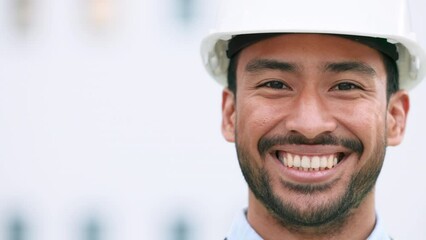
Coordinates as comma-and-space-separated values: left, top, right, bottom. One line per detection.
323, 61, 377, 76
245, 59, 299, 73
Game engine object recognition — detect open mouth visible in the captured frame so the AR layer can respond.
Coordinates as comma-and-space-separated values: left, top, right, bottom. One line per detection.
276, 151, 346, 171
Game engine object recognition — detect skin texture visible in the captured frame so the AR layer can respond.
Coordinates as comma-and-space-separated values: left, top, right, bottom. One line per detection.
221, 34, 409, 240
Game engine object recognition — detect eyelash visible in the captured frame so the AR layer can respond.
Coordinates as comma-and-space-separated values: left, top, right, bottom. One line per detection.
258, 80, 292, 90
330, 82, 364, 91
257, 80, 364, 92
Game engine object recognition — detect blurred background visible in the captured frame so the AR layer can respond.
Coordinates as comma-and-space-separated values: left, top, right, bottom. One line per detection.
0, 0, 425, 239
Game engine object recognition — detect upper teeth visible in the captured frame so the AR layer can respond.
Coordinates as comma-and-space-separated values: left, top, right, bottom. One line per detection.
278, 152, 339, 171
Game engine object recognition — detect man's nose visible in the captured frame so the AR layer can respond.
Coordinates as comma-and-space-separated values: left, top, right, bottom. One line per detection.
284, 91, 337, 139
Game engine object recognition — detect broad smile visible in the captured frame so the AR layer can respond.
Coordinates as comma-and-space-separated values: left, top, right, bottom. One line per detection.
276, 151, 346, 171
267, 146, 353, 184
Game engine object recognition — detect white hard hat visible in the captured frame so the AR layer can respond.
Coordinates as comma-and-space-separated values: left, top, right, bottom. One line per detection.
201, 0, 426, 90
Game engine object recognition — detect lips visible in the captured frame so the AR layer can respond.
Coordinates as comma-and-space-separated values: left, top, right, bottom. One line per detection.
276, 151, 346, 171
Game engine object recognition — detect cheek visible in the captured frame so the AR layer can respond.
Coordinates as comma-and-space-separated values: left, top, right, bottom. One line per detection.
333, 100, 387, 152
236, 99, 283, 145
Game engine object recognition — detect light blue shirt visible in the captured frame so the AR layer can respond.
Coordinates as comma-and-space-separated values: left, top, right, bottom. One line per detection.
226, 209, 392, 240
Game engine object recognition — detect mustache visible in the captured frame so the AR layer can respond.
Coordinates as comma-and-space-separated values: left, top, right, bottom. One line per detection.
258, 133, 364, 157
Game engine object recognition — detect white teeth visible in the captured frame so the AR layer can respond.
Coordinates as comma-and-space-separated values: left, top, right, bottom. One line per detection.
279, 152, 341, 171
287, 153, 293, 167
320, 156, 328, 168
294, 155, 301, 168
327, 155, 333, 169
311, 156, 320, 169
301, 156, 310, 168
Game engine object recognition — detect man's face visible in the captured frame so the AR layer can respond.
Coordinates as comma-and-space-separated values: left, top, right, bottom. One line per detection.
221, 34, 409, 229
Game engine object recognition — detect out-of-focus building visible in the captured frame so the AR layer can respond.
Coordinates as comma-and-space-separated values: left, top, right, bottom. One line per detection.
0, 0, 425, 239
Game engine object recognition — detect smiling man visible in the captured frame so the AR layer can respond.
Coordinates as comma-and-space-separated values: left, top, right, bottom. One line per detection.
201, 0, 426, 239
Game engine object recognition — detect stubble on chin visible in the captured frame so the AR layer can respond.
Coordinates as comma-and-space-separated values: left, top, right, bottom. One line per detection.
236, 135, 385, 236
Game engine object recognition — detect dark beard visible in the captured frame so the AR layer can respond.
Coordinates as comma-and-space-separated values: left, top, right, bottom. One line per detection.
236, 132, 386, 234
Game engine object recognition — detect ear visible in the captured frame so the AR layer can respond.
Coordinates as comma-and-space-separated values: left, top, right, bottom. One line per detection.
386, 90, 410, 146
221, 88, 236, 142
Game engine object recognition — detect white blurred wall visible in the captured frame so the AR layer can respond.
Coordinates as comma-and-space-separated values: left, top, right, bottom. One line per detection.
0, 0, 424, 239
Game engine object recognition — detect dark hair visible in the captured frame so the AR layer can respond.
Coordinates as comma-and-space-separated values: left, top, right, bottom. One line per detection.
227, 51, 399, 101
382, 53, 400, 100
227, 53, 239, 94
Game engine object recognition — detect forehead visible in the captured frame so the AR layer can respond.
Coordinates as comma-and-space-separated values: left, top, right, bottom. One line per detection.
237, 34, 385, 70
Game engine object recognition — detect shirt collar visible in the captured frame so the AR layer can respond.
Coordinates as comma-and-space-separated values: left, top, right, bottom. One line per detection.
226, 209, 392, 240
367, 214, 392, 240
227, 209, 262, 240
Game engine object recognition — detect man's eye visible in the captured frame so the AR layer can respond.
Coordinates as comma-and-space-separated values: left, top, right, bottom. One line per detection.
332, 82, 362, 91
261, 81, 290, 89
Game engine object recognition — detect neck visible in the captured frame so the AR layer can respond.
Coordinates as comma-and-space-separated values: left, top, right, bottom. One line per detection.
247, 190, 377, 240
